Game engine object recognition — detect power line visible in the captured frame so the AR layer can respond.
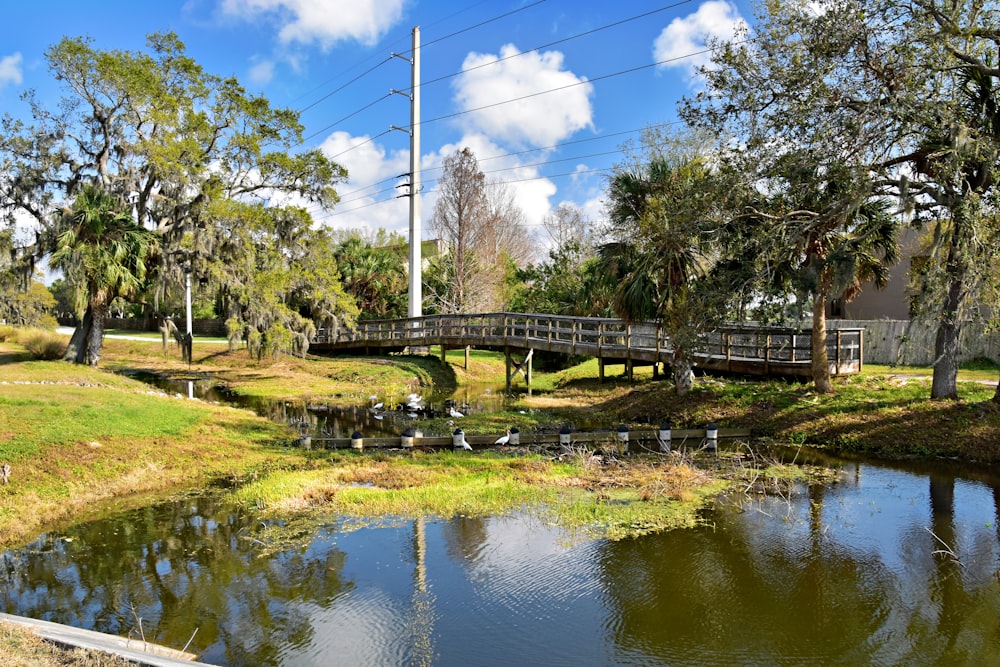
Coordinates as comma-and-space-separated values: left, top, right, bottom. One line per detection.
319, 166, 613, 221
333, 147, 626, 209
334, 123, 662, 202
293, 0, 549, 129
289, 0, 502, 110
416, 0, 697, 92
418, 48, 716, 129
302, 93, 394, 144
294, 2, 687, 144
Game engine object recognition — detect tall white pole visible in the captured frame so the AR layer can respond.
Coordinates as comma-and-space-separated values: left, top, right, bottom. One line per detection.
408, 26, 422, 319
185, 271, 192, 338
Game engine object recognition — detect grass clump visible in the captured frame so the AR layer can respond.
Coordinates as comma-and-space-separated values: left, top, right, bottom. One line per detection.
0, 621, 134, 667
226, 448, 736, 542
0, 326, 66, 360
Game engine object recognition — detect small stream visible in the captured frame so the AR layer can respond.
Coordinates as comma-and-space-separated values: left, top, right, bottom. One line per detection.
2, 455, 1000, 665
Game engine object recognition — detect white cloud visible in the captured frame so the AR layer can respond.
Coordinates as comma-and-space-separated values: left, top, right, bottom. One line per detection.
247, 59, 275, 85
220, 0, 406, 47
314, 130, 557, 244
316, 131, 411, 234
653, 0, 748, 79
432, 134, 556, 234
453, 45, 593, 148
0, 52, 23, 90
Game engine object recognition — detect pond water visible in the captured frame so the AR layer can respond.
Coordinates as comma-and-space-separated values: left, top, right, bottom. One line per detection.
3, 454, 1000, 665
119, 370, 514, 438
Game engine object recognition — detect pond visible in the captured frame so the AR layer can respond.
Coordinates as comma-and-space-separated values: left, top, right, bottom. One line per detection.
3, 453, 999, 665
119, 370, 515, 438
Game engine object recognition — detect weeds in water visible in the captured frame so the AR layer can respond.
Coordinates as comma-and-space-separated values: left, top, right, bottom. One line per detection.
926, 527, 965, 568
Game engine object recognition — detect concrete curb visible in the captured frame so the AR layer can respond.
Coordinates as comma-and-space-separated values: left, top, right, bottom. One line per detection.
0, 613, 212, 666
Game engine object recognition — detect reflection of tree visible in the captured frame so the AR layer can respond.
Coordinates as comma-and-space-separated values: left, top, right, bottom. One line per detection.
927, 473, 965, 660
594, 492, 910, 662
0, 494, 349, 665
442, 516, 490, 565
594, 466, 1000, 665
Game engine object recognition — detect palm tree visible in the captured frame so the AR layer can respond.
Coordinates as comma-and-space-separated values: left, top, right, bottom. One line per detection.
602, 156, 718, 395
747, 157, 899, 393
51, 185, 159, 366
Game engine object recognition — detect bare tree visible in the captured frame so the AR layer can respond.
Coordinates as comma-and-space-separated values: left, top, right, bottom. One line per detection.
542, 203, 592, 250
430, 148, 531, 313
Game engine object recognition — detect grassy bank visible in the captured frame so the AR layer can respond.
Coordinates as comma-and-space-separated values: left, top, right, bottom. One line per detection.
0, 621, 131, 666
522, 360, 1000, 462
0, 341, 305, 549
226, 448, 745, 543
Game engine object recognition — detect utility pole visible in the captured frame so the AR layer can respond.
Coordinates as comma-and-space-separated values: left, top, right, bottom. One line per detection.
392, 26, 422, 318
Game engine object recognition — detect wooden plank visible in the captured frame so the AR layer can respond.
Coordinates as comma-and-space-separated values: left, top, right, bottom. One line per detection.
308, 427, 753, 449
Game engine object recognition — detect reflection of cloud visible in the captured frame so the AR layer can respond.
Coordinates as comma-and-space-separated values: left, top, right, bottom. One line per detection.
0, 52, 23, 90
453, 45, 593, 148
220, 0, 406, 47
445, 515, 602, 605
653, 0, 748, 80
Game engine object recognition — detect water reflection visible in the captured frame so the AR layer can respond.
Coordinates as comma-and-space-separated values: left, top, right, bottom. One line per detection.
3, 459, 1000, 665
120, 370, 511, 438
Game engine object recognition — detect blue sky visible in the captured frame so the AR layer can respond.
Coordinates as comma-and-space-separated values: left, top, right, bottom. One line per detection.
1, 0, 751, 244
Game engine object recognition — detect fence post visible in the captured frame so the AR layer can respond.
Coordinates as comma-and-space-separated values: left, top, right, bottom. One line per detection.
658, 421, 672, 453
351, 430, 364, 450
705, 422, 718, 452
401, 427, 415, 449
617, 423, 629, 453
559, 425, 572, 448
835, 329, 842, 374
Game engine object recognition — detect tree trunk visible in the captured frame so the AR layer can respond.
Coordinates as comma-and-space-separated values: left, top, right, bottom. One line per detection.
673, 348, 694, 396
931, 204, 971, 400
62, 306, 93, 364
931, 277, 964, 399
811, 291, 833, 394
87, 302, 107, 367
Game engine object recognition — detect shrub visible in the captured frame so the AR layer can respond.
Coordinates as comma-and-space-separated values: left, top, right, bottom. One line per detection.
18, 328, 67, 360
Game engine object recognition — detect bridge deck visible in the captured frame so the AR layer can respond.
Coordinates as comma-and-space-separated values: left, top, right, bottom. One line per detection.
310, 313, 863, 380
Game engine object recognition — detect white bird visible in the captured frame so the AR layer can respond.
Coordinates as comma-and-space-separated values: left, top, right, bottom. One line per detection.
494, 430, 511, 447
458, 434, 472, 450
449, 406, 464, 418
368, 394, 379, 401
371, 402, 384, 411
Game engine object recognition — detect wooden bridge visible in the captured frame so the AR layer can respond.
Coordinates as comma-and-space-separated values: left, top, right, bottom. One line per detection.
311, 313, 863, 391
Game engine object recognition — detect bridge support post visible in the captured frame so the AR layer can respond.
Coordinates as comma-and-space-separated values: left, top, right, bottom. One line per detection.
599, 358, 605, 383
505, 347, 533, 394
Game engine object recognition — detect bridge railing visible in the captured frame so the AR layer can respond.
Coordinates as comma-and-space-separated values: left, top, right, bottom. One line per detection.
316, 313, 862, 374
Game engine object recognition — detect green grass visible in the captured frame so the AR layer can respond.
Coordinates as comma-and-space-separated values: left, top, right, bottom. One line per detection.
226, 448, 727, 541
865, 363, 999, 384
